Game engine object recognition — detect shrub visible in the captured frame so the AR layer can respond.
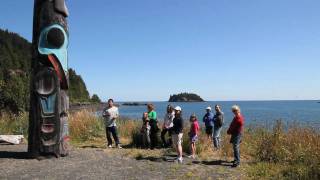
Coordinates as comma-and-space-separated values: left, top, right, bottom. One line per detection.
69, 110, 105, 142
0, 112, 28, 136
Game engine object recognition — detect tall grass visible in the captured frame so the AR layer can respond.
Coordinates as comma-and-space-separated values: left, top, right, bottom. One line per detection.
69, 110, 105, 142
69, 111, 142, 145
1, 110, 319, 179
249, 120, 320, 179
0, 112, 29, 136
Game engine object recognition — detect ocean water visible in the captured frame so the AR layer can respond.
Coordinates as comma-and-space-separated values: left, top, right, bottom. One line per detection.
99, 100, 320, 128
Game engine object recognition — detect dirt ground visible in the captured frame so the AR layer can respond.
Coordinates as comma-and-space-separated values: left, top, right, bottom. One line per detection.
0, 144, 243, 180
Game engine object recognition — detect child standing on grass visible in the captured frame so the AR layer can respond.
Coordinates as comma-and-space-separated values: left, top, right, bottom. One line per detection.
141, 112, 151, 149
188, 114, 200, 159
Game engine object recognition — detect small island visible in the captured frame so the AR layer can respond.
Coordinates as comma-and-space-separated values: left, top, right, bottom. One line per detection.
122, 102, 148, 106
169, 93, 205, 102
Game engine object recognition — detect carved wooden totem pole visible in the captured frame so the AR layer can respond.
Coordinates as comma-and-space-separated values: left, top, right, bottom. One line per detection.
28, 0, 70, 157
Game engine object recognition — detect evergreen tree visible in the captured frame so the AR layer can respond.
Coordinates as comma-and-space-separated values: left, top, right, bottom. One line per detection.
0, 29, 98, 114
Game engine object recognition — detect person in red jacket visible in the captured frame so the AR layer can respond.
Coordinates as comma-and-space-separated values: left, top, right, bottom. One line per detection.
227, 105, 244, 168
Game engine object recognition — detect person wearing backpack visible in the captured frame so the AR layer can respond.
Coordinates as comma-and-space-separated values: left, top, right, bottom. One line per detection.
213, 105, 224, 149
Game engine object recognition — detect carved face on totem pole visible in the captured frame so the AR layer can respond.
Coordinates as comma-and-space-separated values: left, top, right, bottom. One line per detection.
28, 0, 70, 157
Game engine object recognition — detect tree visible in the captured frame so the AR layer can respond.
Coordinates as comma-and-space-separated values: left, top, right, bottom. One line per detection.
91, 94, 101, 103
68, 68, 91, 103
0, 28, 99, 114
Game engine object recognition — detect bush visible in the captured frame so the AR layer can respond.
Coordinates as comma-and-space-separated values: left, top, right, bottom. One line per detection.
0, 112, 29, 136
69, 110, 105, 142
249, 120, 320, 179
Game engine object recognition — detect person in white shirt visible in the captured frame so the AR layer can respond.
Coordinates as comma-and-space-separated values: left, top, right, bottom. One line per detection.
161, 105, 175, 147
102, 99, 121, 149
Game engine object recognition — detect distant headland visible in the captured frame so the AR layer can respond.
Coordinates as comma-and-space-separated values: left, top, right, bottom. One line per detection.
169, 93, 205, 102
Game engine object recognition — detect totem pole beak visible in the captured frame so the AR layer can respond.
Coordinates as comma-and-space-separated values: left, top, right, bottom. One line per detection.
54, 0, 69, 17
48, 54, 68, 89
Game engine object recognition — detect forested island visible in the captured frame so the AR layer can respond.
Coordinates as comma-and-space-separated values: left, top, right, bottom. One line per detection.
168, 93, 204, 102
0, 29, 101, 114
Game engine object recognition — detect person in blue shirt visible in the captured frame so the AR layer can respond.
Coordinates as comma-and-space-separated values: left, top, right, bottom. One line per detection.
203, 107, 214, 140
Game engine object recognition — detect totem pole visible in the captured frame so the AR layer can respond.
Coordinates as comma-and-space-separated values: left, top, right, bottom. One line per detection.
28, 0, 70, 157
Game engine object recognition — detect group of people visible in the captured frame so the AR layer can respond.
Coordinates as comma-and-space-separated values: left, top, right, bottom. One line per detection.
102, 99, 244, 168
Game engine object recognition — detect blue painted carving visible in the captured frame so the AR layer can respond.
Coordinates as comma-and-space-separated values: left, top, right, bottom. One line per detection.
38, 24, 68, 73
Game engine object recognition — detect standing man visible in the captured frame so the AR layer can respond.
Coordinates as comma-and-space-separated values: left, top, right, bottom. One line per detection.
103, 99, 122, 149
172, 106, 184, 163
227, 105, 244, 168
213, 105, 224, 149
161, 105, 175, 147
203, 107, 214, 140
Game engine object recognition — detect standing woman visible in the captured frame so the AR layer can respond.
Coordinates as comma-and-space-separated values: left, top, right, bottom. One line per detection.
147, 104, 159, 149
161, 105, 175, 147
227, 105, 245, 168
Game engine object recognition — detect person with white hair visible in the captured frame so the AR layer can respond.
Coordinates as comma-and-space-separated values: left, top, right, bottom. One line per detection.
227, 105, 245, 168
172, 106, 184, 163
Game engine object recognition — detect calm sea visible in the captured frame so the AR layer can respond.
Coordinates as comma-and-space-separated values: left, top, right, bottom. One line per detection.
98, 100, 320, 128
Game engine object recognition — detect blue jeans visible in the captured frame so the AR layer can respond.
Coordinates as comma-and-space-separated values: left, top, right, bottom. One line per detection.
106, 126, 120, 146
230, 134, 242, 165
213, 126, 222, 148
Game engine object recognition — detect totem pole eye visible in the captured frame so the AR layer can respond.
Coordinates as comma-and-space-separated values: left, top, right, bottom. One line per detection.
35, 70, 56, 95
46, 28, 65, 48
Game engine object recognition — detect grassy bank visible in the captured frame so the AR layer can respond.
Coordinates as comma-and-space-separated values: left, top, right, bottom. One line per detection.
1, 110, 319, 179
55, 110, 320, 179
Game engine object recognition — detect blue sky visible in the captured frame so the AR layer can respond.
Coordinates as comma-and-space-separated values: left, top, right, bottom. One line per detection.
1, 0, 320, 101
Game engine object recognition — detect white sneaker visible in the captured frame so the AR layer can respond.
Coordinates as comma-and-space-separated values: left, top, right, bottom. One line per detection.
117, 145, 122, 149
187, 155, 195, 159
177, 157, 183, 164
108, 145, 112, 148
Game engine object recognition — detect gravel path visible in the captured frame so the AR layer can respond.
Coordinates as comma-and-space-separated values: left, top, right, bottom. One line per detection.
0, 144, 242, 180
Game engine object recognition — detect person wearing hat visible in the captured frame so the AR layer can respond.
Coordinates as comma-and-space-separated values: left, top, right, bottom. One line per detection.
203, 106, 214, 140
172, 106, 184, 163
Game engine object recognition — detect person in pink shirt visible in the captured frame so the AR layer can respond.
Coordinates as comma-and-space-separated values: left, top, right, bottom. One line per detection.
188, 114, 200, 159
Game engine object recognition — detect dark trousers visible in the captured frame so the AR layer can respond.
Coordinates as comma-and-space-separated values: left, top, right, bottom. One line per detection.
230, 134, 242, 165
106, 126, 120, 146
149, 121, 159, 149
161, 128, 172, 146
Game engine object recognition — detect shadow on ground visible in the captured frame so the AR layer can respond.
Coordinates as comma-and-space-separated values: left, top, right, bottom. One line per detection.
135, 153, 234, 167
194, 160, 233, 167
0, 151, 31, 159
